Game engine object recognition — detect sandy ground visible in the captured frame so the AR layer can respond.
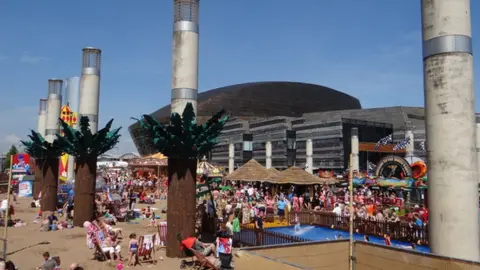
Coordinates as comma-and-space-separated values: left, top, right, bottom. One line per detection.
4, 196, 184, 270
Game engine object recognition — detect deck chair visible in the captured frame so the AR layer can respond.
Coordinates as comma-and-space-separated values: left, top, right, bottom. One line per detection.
137, 234, 157, 265
92, 231, 107, 261
157, 221, 167, 246
188, 248, 220, 270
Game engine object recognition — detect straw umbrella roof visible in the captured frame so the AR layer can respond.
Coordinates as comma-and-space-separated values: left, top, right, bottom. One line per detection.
225, 159, 279, 183
278, 166, 323, 185
267, 167, 281, 179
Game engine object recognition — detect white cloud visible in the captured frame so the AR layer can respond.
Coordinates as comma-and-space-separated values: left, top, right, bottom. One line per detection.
106, 131, 138, 155
3, 134, 21, 145
20, 52, 50, 64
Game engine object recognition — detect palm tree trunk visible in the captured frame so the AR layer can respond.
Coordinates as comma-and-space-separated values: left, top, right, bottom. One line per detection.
41, 157, 59, 212
73, 156, 97, 227
33, 158, 44, 199
166, 158, 197, 258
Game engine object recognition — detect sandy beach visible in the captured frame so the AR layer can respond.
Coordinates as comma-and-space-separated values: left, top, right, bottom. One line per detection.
4, 196, 183, 269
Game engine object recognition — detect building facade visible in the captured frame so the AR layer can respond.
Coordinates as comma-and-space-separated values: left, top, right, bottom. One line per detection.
211, 106, 427, 171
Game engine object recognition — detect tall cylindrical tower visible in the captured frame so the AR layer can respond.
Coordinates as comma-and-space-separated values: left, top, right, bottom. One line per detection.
351, 128, 359, 172
37, 99, 47, 137
422, 0, 479, 260
171, 0, 199, 115
477, 123, 480, 183
305, 138, 313, 173
45, 79, 63, 143
65, 77, 80, 127
79, 48, 101, 133
65, 77, 81, 181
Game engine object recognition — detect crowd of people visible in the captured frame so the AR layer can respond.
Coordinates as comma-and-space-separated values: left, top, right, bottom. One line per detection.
196, 181, 428, 245
0, 165, 431, 269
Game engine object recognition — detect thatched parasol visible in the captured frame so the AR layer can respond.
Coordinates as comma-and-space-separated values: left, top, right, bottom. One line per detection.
225, 159, 279, 183
278, 166, 330, 185
266, 167, 281, 179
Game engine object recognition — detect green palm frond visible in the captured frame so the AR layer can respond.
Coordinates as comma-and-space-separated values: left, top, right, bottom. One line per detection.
21, 130, 64, 159
56, 116, 122, 157
134, 102, 229, 159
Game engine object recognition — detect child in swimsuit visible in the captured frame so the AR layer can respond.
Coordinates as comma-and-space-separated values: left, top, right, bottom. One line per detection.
127, 233, 138, 266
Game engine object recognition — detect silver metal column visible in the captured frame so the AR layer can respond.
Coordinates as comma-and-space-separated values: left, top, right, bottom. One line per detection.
422, 0, 479, 260
44, 79, 63, 143
477, 123, 480, 183
228, 142, 234, 174
79, 48, 101, 133
305, 138, 313, 173
351, 128, 359, 172
65, 77, 80, 181
37, 99, 47, 138
265, 140, 272, 169
171, 0, 199, 115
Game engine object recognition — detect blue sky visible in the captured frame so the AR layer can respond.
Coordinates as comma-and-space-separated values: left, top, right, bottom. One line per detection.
0, 1, 479, 154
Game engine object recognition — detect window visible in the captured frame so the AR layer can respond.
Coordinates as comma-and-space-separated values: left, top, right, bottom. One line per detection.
271, 140, 285, 150
250, 119, 286, 129
295, 122, 341, 131
223, 123, 243, 131
312, 138, 342, 148
212, 144, 229, 153
253, 142, 266, 151
234, 143, 243, 151
297, 141, 306, 149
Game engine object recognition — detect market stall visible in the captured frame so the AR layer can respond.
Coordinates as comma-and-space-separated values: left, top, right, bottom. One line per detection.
128, 157, 167, 178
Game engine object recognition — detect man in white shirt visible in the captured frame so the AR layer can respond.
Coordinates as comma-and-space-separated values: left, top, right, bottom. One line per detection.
247, 185, 254, 197
332, 203, 342, 216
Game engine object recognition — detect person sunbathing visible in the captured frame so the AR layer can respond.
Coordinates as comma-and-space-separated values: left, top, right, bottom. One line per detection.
103, 209, 117, 225
99, 218, 123, 238
144, 206, 152, 218
100, 233, 117, 264
182, 237, 216, 257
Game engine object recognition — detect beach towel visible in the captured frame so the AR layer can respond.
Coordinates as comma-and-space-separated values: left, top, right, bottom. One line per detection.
87, 223, 99, 249
158, 221, 167, 244
143, 234, 153, 250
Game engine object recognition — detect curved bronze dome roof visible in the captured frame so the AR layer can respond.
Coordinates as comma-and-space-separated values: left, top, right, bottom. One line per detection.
129, 81, 361, 155
150, 81, 360, 120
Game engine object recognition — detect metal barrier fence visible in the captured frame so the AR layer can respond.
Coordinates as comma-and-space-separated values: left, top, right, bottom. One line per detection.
235, 224, 309, 247
290, 211, 428, 244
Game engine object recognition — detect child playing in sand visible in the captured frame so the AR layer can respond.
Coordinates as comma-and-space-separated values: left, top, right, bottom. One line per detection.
127, 233, 139, 266
51, 220, 58, 231
40, 218, 50, 232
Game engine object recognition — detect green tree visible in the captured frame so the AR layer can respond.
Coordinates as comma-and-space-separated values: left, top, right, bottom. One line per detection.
56, 116, 121, 226
2, 145, 18, 170
21, 132, 64, 211
135, 103, 228, 257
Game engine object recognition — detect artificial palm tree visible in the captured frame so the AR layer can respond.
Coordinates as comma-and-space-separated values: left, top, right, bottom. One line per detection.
135, 102, 228, 257
21, 131, 64, 212
56, 116, 121, 226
